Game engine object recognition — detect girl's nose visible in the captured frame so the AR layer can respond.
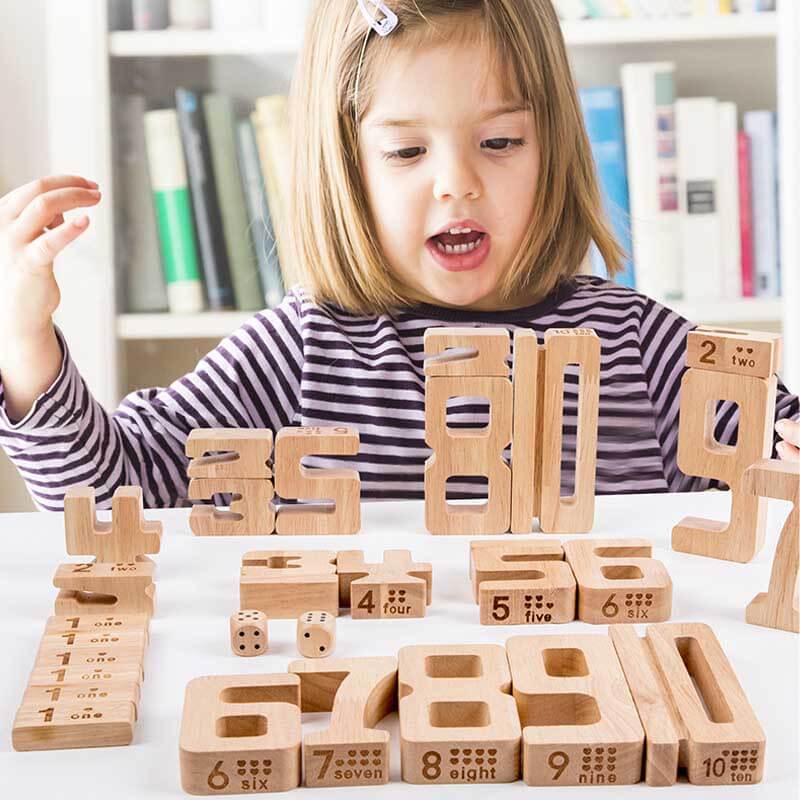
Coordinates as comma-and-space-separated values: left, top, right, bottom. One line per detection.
432, 155, 482, 201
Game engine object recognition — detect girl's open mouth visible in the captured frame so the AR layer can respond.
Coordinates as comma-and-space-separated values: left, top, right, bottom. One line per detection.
426, 231, 491, 272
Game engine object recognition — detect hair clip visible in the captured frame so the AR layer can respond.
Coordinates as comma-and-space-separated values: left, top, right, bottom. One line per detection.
357, 0, 398, 37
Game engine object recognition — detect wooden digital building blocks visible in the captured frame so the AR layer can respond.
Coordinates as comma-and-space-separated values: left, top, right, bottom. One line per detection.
289, 657, 398, 787
12, 487, 158, 752
230, 610, 269, 657
186, 426, 361, 536
179, 674, 302, 794
672, 327, 781, 563
398, 644, 522, 784
743, 458, 800, 633
423, 327, 600, 535
296, 610, 336, 658
611, 623, 766, 786
336, 549, 433, 619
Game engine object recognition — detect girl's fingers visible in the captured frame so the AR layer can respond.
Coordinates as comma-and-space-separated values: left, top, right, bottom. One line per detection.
0, 175, 98, 223
777, 441, 800, 462
10, 187, 100, 245
20, 215, 90, 270
775, 418, 800, 448
45, 213, 66, 231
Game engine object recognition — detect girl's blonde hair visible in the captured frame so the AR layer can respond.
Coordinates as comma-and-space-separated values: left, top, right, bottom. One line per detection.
286, 0, 624, 315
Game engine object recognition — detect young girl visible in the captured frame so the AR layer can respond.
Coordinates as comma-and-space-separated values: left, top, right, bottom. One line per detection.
0, 0, 797, 512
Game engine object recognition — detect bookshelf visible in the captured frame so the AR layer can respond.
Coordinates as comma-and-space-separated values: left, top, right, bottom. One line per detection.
45, 4, 799, 410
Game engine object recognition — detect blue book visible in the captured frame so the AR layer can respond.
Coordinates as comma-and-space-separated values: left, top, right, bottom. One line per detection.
579, 86, 636, 289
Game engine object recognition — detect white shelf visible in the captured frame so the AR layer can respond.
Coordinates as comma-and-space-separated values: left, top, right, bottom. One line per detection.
117, 311, 256, 340
670, 297, 783, 325
108, 13, 777, 57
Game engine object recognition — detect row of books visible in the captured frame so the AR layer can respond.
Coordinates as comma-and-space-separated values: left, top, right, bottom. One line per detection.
555, 0, 776, 18
581, 63, 780, 302
115, 90, 293, 313
110, 0, 311, 33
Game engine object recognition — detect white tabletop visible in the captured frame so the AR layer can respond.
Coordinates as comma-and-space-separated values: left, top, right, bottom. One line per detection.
0, 491, 797, 798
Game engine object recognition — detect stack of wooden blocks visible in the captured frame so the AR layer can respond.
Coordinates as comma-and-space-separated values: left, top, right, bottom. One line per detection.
12, 486, 161, 751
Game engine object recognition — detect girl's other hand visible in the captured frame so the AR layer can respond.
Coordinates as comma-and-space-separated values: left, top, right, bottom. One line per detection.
776, 419, 800, 462
0, 175, 101, 342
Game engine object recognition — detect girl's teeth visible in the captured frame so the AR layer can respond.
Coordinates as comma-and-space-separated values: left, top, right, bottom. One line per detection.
435, 235, 483, 255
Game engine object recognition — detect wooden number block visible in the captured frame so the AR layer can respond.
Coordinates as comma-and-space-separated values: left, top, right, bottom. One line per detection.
274, 426, 361, 535
398, 644, 521, 784
35, 640, 147, 677
672, 363, 777, 563
239, 550, 339, 619
743, 458, 800, 633
296, 610, 336, 658
506, 634, 644, 786
230, 610, 269, 657
43, 614, 150, 640
179, 674, 302, 795
28, 662, 144, 688
64, 486, 162, 563
539, 329, 600, 534
469, 539, 564, 602
186, 428, 273, 479
687, 327, 782, 379
424, 376, 512, 535
611, 623, 765, 786
479, 564, 576, 625
20, 681, 142, 716
336, 550, 432, 619
564, 538, 672, 624
423, 328, 510, 377
188, 478, 275, 536
40, 628, 148, 653
12, 699, 137, 751
510, 330, 542, 534
289, 657, 397, 787
53, 561, 156, 617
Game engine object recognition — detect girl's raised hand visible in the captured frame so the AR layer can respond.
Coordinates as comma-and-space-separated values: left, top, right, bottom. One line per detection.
0, 175, 101, 341
776, 419, 800, 462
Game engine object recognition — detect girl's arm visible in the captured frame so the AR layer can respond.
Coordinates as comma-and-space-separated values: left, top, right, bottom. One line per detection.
638, 297, 800, 492
0, 302, 303, 510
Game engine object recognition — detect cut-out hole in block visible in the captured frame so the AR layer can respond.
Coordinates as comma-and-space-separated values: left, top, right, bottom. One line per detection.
243, 556, 302, 569
542, 648, 589, 678
215, 714, 268, 738
445, 475, 489, 505
67, 591, 118, 607
558, 363, 581, 498
445, 395, 491, 431
500, 554, 548, 564
425, 654, 483, 679
219, 685, 298, 705
593, 546, 651, 558
675, 637, 734, 724
523, 693, 601, 726
705, 399, 740, 450
429, 700, 490, 728
600, 565, 644, 580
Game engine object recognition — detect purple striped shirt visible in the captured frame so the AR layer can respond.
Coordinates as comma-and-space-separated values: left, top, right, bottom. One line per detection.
1, 276, 797, 511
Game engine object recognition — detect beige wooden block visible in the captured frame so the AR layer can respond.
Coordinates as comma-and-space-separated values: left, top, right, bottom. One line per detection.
398, 644, 521, 784
510, 330, 541, 533
230, 610, 269, 657
296, 610, 336, 658
424, 376, 512, 535
564, 539, 672, 624
35, 640, 147, 678
274, 426, 361, 535
539, 329, 600, 534
478, 564, 576, 625
64, 486, 162, 563
506, 634, 644, 786
672, 368, 777, 562
336, 550, 432, 619
687, 327, 782, 378
615, 623, 765, 786
240, 550, 339, 619
469, 539, 565, 602
179, 673, 302, 795
20, 681, 142, 715
40, 628, 148, 653
743, 458, 800, 633
28, 662, 144, 688
53, 561, 156, 617
186, 428, 273, 479
188, 478, 275, 536
423, 328, 510, 377
289, 657, 397, 787
43, 613, 150, 641
12, 699, 137, 751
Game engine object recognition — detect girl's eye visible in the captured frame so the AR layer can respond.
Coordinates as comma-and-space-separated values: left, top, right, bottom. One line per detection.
482, 137, 526, 152
381, 137, 526, 162
382, 146, 425, 162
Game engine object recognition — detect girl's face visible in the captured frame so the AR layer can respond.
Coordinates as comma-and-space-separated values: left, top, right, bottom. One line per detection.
358, 34, 540, 310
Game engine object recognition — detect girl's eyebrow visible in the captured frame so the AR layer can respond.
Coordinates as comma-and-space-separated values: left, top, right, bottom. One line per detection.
367, 102, 528, 129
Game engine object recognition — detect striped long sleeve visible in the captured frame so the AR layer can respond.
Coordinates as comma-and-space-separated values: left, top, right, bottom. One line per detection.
1, 278, 797, 510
